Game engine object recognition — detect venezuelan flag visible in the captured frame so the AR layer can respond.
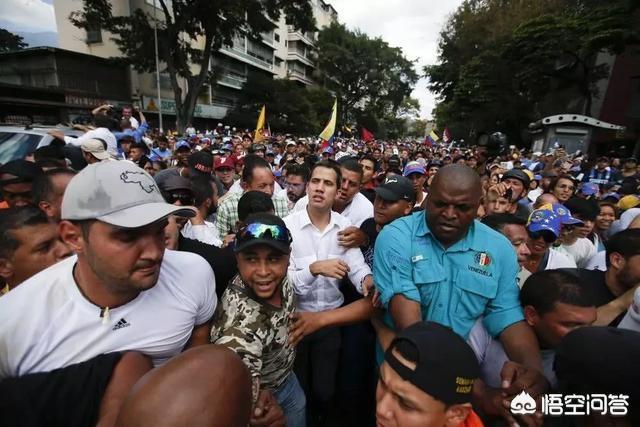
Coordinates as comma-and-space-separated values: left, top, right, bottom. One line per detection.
319, 100, 337, 148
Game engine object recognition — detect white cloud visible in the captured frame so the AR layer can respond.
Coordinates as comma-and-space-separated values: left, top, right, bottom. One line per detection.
0, 0, 57, 33
327, 0, 463, 119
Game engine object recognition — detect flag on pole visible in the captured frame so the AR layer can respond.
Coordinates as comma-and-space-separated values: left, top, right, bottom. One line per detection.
319, 99, 337, 149
254, 105, 267, 142
443, 127, 452, 144
361, 127, 375, 142
425, 130, 440, 146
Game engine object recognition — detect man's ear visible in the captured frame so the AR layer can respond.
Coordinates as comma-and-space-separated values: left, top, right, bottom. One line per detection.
59, 221, 86, 254
609, 252, 625, 271
240, 181, 248, 191
523, 305, 539, 327
443, 403, 472, 427
38, 201, 53, 218
0, 257, 15, 282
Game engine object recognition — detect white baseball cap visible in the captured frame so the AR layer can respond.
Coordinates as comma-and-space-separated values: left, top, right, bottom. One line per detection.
80, 138, 110, 160
61, 161, 195, 228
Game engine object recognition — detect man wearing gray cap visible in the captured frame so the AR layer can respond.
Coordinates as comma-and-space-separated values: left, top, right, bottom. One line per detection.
0, 161, 217, 426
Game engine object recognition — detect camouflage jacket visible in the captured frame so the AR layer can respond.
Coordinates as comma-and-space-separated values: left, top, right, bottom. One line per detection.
210, 274, 295, 401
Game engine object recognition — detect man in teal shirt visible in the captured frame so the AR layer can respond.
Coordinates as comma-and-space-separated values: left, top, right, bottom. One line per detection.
374, 165, 545, 399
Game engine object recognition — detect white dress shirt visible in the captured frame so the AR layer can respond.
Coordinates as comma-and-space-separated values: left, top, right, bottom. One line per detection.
181, 220, 223, 247
292, 192, 373, 227
284, 209, 372, 312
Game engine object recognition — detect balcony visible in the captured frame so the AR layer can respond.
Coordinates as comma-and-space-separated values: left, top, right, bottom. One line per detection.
286, 50, 314, 68
287, 29, 315, 47
219, 45, 275, 74
216, 73, 247, 90
288, 69, 313, 86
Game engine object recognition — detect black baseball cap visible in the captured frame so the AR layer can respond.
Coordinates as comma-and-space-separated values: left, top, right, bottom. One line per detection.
0, 160, 43, 185
385, 321, 479, 405
501, 168, 531, 188
375, 176, 415, 202
188, 151, 213, 174
234, 213, 292, 254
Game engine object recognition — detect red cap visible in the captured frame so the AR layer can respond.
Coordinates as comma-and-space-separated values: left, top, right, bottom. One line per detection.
214, 156, 236, 170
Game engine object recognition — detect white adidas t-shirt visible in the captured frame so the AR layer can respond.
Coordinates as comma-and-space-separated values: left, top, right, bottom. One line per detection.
0, 250, 216, 379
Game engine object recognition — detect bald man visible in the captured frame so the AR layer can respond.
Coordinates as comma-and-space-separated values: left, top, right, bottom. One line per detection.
373, 165, 547, 409
116, 346, 252, 427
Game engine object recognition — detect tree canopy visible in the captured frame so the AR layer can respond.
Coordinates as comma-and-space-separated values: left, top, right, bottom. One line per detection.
0, 28, 27, 53
70, 0, 315, 131
315, 22, 419, 126
425, 0, 639, 145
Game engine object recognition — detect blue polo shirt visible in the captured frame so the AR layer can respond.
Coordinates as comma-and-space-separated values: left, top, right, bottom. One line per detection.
373, 210, 523, 340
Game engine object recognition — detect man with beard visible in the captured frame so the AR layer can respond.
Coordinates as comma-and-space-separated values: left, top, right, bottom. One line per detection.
561, 228, 640, 326
374, 165, 546, 408
0, 161, 216, 426
284, 163, 310, 210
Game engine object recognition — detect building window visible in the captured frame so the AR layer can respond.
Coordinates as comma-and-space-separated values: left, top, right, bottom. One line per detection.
274, 33, 280, 43
86, 18, 102, 44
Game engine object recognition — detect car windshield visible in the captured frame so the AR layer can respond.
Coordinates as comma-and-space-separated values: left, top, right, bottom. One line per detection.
0, 132, 43, 164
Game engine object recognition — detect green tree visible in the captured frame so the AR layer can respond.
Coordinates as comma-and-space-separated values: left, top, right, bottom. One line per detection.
0, 28, 27, 53
315, 22, 418, 124
70, 0, 315, 132
225, 72, 333, 135
424, 0, 638, 145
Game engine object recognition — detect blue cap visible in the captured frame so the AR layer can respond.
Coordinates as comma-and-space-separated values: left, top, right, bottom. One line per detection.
175, 140, 190, 150
527, 209, 561, 237
581, 182, 599, 196
222, 143, 233, 151
322, 147, 334, 154
533, 174, 542, 181
551, 203, 584, 225
403, 161, 426, 177
148, 153, 162, 162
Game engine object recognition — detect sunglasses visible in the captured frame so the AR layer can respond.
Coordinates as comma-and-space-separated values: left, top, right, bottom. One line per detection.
528, 230, 556, 243
235, 223, 292, 250
165, 192, 195, 206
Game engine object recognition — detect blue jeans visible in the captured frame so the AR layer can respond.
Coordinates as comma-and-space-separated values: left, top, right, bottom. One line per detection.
273, 373, 306, 427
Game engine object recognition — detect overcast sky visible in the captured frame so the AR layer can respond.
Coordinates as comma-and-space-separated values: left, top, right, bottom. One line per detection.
329, 0, 464, 119
1, 0, 462, 119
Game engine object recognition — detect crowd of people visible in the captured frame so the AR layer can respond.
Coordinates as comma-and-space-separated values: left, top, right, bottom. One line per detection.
1, 104, 640, 427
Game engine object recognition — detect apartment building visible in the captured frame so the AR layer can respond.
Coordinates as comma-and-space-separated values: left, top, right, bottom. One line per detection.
53, 0, 337, 126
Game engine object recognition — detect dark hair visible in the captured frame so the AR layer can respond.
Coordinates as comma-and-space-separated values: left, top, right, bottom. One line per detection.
241, 155, 272, 184
339, 159, 363, 180
310, 159, 342, 188
34, 144, 65, 162
238, 191, 275, 222
521, 270, 593, 315
598, 201, 618, 218
285, 163, 310, 182
190, 176, 214, 208
549, 174, 577, 193
606, 228, 640, 267
360, 154, 377, 169
93, 114, 119, 131
481, 213, 526, 234
564, 198, 599, 222
31, 168, 76, 205
0, 206, 50, 258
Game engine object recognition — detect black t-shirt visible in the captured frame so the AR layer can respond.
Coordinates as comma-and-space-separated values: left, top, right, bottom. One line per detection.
360, 218, 380, 270
559, 268, 623, 326
178, 234, 237, 299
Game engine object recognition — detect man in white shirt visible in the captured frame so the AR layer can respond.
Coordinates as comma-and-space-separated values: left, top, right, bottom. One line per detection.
283, 160, 375, 426
292, 159, 373, 227
0, 161, 216, 426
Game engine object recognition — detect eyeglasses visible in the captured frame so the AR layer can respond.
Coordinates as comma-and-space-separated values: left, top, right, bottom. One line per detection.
528, 230, 556, 243
165, 192, 195, 206
235, 223, 292, 249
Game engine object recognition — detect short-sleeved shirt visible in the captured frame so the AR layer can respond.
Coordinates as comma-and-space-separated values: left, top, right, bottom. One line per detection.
373, 210, 523, 339
210, 275, 296, 402
214, 191, 290, 240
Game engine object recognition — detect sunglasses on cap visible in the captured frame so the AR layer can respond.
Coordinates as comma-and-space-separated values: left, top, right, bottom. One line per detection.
528, 230, 556, 243
165, 192, 195, 206
234, 223, 292, 249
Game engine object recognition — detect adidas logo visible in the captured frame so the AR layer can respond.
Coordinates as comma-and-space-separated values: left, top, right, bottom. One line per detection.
112, 318, 131, 331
